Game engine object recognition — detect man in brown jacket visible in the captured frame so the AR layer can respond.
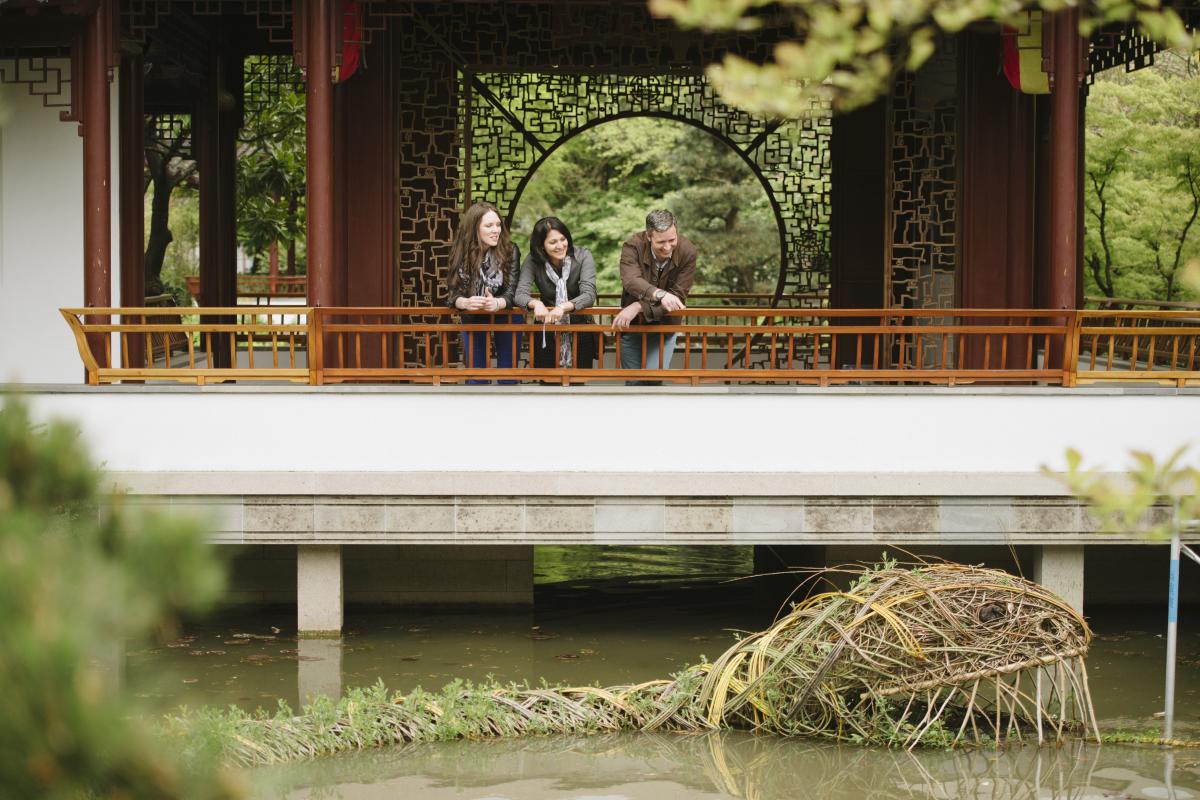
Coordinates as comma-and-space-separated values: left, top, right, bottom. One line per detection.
612, 209, 697, 385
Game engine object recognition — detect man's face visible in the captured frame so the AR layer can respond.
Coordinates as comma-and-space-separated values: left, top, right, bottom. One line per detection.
649, 225, 678, 262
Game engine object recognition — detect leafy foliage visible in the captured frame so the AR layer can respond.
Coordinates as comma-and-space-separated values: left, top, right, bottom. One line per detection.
0, 398, 240, 799
650, 0, 1198, 117
143, 116, 199, 299
1049, 447, 1200, 540
143, 57, 307, 302
1085, 55, 1200, 300
236, 58, 307, 271
513, 117, 780, 295
144, 183, 200, 308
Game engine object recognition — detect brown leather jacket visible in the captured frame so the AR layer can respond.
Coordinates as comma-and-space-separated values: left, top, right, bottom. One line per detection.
618, 230, 697, 323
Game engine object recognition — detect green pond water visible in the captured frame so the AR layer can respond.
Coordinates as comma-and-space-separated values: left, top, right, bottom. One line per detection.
122, 546, 1200, 798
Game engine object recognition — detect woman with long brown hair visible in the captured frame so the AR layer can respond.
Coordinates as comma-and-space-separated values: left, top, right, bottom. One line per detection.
446, 201, 522, 383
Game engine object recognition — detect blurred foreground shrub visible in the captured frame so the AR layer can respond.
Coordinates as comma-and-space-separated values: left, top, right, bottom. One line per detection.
0, 398, 241, 799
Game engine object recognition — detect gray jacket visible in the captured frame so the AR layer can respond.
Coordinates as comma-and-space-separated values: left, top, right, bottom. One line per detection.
514, 246, 597, 317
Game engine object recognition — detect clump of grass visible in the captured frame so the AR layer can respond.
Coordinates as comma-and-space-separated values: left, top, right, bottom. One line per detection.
173, 562, 1099, 766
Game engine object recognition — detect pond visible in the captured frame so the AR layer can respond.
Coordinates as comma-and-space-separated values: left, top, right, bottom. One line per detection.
123, 547, 1200, 798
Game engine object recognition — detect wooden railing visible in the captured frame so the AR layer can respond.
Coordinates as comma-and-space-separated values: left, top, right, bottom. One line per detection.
60, 306, 1200, 387
1076, 309, 1200, 386
1086, 295, 1200, 312
313, 307, 1072, 386
185, 274, 308, 301
60, 307, 311, 385
595, 292, 778, 305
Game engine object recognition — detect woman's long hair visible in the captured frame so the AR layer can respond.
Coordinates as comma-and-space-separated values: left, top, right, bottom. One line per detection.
448, 201, 514, 297
529, 216, 575, 268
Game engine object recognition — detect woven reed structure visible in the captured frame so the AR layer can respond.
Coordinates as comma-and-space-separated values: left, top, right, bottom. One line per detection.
208, 563, 1097, 766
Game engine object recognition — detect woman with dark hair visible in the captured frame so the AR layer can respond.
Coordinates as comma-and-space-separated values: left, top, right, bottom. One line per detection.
446, 201, 522, 381
514, 216, 599, 370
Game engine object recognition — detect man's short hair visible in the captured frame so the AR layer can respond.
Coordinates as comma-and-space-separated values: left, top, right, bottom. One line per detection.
645, 210, 677, 234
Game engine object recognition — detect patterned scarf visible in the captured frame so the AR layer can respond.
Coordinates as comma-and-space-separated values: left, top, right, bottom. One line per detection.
542, 254, 573, 367
478, 249, 503, 296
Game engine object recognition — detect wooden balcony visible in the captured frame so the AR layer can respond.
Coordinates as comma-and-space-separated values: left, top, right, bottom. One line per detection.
184, 274, 308, 302
59, 305, 1200, 388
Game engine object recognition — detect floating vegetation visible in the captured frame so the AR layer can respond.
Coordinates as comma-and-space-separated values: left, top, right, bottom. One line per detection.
175, 563, 1098, 767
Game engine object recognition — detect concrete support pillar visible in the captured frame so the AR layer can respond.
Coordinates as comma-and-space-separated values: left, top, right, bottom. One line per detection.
297, 638, 342, 702
1034, 544, 1084, 613
298, 545, 343, 634
92, 638, 125, 697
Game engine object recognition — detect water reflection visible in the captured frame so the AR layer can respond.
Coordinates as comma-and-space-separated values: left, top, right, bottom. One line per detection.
253, 732, 1200, 800
297, 639, 342, 701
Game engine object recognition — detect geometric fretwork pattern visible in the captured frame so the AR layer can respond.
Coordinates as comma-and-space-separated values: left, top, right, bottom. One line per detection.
463, 72, 832, 308
888, 38, 958, 312
0, 57, 72, 110
380, 1, 818, 311
1087, 23, 1159, 82
887, 40, 959, 369
147, 112, 193, 158
393, 19, 460, 309
242, 55, 303, 119
121, 0, 295, 45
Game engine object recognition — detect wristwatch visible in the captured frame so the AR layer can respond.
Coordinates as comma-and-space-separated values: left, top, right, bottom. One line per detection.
653, 289, 666, 302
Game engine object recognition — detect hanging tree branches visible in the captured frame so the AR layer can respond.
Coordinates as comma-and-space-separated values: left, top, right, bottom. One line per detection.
646, 0, 1199, 117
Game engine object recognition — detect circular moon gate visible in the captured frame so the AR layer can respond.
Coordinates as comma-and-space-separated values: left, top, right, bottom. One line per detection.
461, 71, 832, 307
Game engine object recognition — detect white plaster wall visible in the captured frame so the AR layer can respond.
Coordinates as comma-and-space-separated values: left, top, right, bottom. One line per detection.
0, 61, 120, 383
15, 388, 1200, 494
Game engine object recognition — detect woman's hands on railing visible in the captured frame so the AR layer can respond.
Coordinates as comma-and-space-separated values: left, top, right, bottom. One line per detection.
456, 288, 505, 312
528, 300, 572, 323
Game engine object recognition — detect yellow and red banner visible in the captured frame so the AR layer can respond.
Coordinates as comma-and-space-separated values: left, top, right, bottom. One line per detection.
1002, 11, 1050, 95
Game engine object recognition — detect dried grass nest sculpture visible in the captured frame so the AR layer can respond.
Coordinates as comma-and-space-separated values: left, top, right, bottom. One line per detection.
196, 563, 1097, 767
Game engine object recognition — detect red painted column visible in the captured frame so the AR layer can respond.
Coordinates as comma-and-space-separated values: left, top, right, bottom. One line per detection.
119, 50, 145, 371
82, 0, 112, 370
305, 0, 335, 310
1047, 9, 1083, 312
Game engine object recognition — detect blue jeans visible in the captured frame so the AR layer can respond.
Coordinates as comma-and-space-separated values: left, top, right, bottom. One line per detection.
462, 312, 521, 385
619, 330, 678, 386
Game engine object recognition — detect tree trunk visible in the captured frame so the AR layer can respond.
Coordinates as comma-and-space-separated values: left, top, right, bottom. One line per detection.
286, 193, 298, 275
143, 170, 175, 296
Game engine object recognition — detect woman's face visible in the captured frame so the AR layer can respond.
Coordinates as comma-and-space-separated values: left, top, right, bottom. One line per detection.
477, 210, 502, 250
543, 228, 569, 265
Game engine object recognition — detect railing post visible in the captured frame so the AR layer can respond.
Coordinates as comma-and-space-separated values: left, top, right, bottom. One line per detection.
61, 309, 101, 385
1064, 310, 1078, 387
310, 307, 324, 385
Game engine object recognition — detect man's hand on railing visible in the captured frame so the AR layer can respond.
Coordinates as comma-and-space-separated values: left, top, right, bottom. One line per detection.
660, 292, 686, 313
612, 303, 641, 331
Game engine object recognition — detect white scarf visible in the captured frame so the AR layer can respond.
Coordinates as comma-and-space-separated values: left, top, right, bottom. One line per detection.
542, 254, 573, 367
